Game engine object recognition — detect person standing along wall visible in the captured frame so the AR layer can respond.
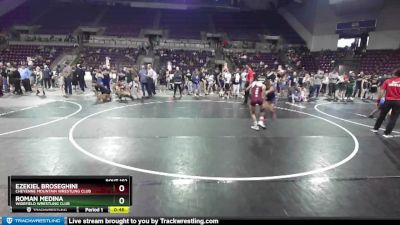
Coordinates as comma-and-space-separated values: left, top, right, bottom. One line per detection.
243, 65, 254, 105
240, 68, 247, 92
147, 65, 157, 95
42, 65, 51, 90
185, 69, 192, 95
192, 69, 201, 97
77, 64, 86, 92
232, 68, 241, 99
321, 73, 329, 95
139, 65, 149, 98
11, 66, 23, 95
328, 70, 339, 100
20, 65, 32, 92
173, 67, 183, 99
62, 62, 73, 96
0, 68, 3, 97
0, 63, 5, 96
313, 72, 322, 98
35, 66, 45, 96
353, 72, 364, 98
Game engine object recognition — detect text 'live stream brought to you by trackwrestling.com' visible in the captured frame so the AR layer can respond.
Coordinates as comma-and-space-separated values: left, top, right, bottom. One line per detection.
1, 217, 221, 225
68, 217, 220, 225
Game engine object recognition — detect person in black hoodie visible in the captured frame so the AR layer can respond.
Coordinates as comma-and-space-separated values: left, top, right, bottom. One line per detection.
353, 72, 364, 98
42, 65, 51, 90
76, 64, 86, 92
159, 67, 167, 95
11, 65, 22, 95
0, 64, 6, 96
173, 67, 183, 98
2, 64, 10, 93
0, 69, 3, 97
72, 65, 78, 91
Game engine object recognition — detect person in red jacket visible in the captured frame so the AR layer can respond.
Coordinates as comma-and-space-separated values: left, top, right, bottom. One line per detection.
243, 65, 254, 105
372, 69, 400, 138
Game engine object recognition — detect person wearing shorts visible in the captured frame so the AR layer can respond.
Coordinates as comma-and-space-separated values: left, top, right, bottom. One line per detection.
246, 77, 266, 131
232, 68, 241, 99
337, 74, 346, 101
345, 73, 355, 101
223, 69, 232, 99
328, 71, 339, 100
369, 75, 379, 101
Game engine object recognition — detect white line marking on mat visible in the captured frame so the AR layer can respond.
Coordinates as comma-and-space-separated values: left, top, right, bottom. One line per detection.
0, 105, 39, 117
0, 100, 82, 136
285, 102, 306, 109
315, 102, 400, 134
353, 113, 368, 118
69, 100, 359, 181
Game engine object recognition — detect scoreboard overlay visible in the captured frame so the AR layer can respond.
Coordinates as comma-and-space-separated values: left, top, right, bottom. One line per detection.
8, 176, 132, 213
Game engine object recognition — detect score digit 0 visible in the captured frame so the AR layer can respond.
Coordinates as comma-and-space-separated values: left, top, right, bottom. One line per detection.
118, 185, 125, 192
119, 197, 125, 205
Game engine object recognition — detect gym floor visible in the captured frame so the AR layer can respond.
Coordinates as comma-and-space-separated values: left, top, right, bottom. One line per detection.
0, 91, 400, 218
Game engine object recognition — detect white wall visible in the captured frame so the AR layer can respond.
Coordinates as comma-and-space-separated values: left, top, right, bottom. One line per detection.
280, 7, 338, 51
283, 0, 400, 50
287, 0, 400, 35
312, 0, 380, 35
310, 34, 339, 52
368, 30, 400, 50
375, 0, 400, 31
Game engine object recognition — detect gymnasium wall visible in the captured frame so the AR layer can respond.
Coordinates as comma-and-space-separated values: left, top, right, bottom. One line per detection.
0, 0, 27, 17
284, 0, 400, 50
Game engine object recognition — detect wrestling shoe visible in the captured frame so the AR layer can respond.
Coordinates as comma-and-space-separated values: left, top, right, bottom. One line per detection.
383, 134, 394, 138
258, 121, 266, 129
251, 125, 259, 131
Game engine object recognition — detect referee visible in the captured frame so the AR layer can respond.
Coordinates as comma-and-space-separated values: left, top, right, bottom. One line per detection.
372, 69, 400, 138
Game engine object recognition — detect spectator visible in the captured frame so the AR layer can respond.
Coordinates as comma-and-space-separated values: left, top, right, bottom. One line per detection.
11, 65, 23, 95
62, 62, 73, 95
243, 65, 254, 104
20, 65, 32, 92
147, 64, 157, 95
43, 65, 51, 89
173, 67, 183, 98
192, 69, 201, 96
76, 64, 86, 92
138, 65, 149, 98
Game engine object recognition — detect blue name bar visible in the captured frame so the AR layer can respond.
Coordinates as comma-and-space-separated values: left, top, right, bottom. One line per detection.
2, 217, 64, 225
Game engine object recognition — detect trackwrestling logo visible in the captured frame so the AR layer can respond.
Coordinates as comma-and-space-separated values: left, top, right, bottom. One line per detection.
2, 216, 65, 225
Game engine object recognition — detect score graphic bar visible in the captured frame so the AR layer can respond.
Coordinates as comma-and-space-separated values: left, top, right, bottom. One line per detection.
8, 176, 132, 213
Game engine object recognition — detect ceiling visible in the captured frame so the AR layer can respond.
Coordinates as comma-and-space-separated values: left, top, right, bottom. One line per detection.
59, 0, 282, 10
